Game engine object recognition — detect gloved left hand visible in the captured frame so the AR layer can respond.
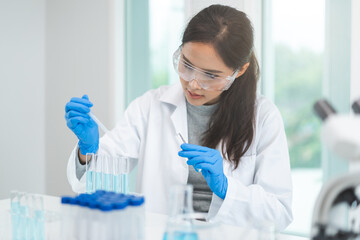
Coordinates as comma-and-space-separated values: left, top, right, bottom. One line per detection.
178, 143, 228, 200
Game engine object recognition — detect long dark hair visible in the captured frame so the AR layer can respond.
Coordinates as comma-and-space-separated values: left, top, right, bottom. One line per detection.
182, 4, 260, 169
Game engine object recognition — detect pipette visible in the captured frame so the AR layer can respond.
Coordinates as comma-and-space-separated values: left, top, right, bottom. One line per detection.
177, 133, 202, 172
88, 112, 109, 133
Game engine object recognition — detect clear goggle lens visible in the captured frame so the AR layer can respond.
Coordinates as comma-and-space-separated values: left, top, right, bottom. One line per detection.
173, 47, 239, 91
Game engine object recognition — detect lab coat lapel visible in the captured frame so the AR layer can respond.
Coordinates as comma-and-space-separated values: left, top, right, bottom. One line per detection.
159, 83, 188, 142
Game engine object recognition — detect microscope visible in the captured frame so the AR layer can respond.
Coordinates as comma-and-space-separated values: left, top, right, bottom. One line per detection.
311, 98, 360, 240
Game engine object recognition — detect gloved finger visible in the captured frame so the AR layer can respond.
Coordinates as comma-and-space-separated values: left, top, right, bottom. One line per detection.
200, 169, 211, 178
178, 150, 208, 159
180, 143, 214, 152
67, 116, 89, 129
65, 110, 91, 120
67, 117, 89, 129
65, 101, 91, 113
186, 156, 216, 166
190, 165, 202, 173
193, 162, 216, 174
70, 96, 93, 107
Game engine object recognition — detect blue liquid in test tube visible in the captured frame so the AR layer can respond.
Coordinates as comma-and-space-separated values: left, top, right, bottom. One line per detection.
11, 202, 20, 239
86, 171, 94, 193
104, 173, 112, 191
163, 232, 198, 240
35, 210, 45, 240
85, 153, 95, 193
121, 174, 129, 194
113, 175, 121, 193
95, 172, 102, 190
18, 205, 29, 240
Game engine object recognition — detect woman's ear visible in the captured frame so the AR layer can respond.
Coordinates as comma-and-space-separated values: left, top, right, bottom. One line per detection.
236, 62, 250, 78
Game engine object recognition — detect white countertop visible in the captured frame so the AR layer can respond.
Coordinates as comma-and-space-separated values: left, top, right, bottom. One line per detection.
0, 195, 308, 240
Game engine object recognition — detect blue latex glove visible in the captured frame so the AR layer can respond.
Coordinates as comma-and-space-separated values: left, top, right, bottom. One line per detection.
178, 143, 228, 199
65, 95, 99, 155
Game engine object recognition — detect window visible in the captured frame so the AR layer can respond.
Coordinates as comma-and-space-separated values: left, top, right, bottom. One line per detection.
262, 0, 352, 236
262, 0, 325, 235
150, 0, 185, 88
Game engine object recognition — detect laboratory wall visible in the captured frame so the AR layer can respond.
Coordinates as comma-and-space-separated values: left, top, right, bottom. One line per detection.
0, 0, 124, 199
0, 0, 46, 199
45, 0, 123, 196
351, 0, 360, 102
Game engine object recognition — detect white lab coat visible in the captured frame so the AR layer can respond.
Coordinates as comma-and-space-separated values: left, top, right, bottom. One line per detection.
67, 83, 293, 230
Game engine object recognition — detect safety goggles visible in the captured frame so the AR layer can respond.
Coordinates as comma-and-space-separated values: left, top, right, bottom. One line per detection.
172, 47, 240, 91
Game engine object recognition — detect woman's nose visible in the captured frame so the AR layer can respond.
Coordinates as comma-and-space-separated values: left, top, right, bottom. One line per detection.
188, 73, 202, 90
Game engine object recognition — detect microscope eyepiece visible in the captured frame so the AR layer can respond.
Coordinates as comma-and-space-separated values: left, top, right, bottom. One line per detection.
314, 99, 336, 121
352, 99, 360, 114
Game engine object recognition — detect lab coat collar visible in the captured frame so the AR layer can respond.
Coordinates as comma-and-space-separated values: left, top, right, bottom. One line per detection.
159, 82, 185, 107
159, 83, 188, 142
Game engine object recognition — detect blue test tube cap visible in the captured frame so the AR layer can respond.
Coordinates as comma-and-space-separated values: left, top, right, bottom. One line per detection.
107, 194, 125, 201
97, 196, 110, 202
68, 197, 78, 205
61, 196, 72, 204
88, 200, 100, 209
78, 199, 88, 207
74, 196, 82, 205
99, 202, 114, 212
117, 193, 125, 198
78, 193, 89, 198
129, 195, 145, 206
95, 190, 107, 196
75, 195, 90, 207
105, 191, 117, 195
113, 198, 129, 210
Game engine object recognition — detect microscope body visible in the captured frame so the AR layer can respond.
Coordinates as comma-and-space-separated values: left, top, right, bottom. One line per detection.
311, 100, 360, 240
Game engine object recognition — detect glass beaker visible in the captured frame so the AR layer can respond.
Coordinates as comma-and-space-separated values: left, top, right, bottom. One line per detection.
166, 212, 223, 240
256, 220, 276, 240
168, 185, 194, 217
163, 185, 224, 240
163, 185, 196, 240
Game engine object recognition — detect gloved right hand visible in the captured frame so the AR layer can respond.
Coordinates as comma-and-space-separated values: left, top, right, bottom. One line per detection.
65, 95, 99, 155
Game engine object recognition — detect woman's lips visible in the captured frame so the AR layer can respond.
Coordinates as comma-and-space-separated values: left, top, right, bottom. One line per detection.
187, 90, 203, 99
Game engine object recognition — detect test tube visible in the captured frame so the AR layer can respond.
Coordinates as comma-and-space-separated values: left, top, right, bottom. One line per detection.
95, 155, 103, 190
18, 192, 29, 240
77, 197, 89, 240
10, 191, 20, 239
88, 200, 101, 240
177, 133, 186, 144
61, 196, 77, 239
27, 195, 35, 239
115, 198, 130, 239
86, 153, 95, 193
128, 196, 145, 240
121, 157, 130, 194
103, 155, 112, 191
88, 112, 109, 134
33, 195, 45, 240
176, 133, 201, 172
113, 156, 121, 193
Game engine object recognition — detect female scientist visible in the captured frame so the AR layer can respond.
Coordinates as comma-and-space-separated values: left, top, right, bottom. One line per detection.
65, 5, 293, 230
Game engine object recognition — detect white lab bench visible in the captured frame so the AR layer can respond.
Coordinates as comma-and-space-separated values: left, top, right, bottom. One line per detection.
0, 195, 308, 240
